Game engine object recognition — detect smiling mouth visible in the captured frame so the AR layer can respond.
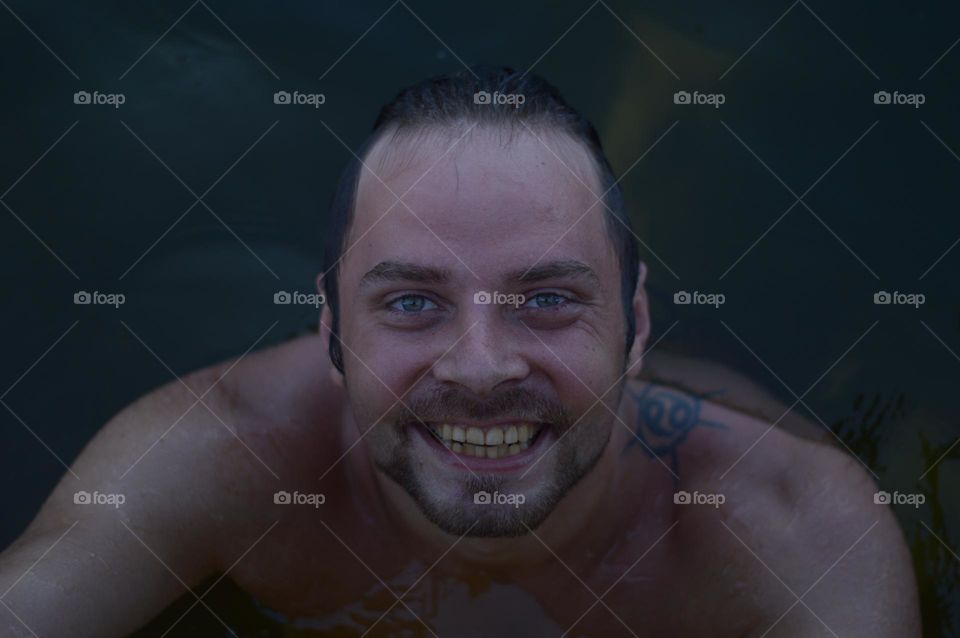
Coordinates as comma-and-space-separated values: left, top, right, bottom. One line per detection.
423, 422, 545, 460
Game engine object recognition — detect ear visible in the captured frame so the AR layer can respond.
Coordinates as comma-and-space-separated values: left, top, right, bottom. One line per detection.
317, 273, 345, 388
625, 261, 651, 378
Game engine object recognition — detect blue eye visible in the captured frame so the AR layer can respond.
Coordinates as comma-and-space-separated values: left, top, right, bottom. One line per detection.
523, 292, 569, 309
388, 295, 438, 313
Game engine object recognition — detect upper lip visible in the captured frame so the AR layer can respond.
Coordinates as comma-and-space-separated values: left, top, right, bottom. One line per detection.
420, 419, 547, 430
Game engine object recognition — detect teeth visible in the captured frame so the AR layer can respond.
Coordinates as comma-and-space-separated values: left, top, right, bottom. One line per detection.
431, 423, 541, 459
485, 428, 503, 445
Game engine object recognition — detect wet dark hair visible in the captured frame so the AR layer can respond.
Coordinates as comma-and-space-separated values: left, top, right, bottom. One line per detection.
321, 65, 639, 374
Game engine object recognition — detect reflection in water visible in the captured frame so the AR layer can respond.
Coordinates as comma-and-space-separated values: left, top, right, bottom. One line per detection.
261, 574, 564, 638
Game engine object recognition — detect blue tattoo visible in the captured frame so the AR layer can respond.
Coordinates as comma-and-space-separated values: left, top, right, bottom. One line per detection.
624, 382, 728, 478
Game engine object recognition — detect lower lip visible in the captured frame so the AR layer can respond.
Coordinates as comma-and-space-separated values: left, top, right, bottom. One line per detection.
413, 423, 554, 473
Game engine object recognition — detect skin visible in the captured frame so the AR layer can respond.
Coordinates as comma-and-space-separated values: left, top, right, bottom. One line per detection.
0, 126, 920, 637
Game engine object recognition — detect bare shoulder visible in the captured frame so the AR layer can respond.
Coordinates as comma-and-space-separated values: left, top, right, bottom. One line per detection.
675, 398, 921, 636
209, 330, 349, 509
639, 349, 833, 444
32, 332, 344, 562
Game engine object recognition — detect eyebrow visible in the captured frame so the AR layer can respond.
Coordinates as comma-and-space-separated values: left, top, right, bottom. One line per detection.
505, 259, 600, 286
359, 258, 599, 290
359, 261, 452, 290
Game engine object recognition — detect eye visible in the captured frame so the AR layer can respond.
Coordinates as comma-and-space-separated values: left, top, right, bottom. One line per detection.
522, 292, 572, 309
388, 294, 439, 313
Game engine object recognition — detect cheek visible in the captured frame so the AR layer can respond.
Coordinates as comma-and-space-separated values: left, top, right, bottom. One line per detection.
347, 366, 400, 422
343, 338, 431, 417
342, 319, 404, 381
346, 320, 449, 385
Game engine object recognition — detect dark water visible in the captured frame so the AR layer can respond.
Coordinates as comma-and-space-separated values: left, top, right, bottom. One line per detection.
1, 1, 958, 635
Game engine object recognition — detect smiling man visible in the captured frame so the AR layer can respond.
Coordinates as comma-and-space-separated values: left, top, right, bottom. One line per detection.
0, 66, 920, 637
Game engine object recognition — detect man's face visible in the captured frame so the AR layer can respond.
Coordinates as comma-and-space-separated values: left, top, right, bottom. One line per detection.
334, 126, 629, 537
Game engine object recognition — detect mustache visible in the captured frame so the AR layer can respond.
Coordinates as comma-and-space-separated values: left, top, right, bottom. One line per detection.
392, 386, 573, 430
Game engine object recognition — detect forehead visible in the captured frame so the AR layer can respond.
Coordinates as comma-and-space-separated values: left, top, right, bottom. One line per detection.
343, 126, 617, 286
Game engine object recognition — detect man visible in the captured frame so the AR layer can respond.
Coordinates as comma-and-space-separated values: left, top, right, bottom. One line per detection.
0, 66, 919, 637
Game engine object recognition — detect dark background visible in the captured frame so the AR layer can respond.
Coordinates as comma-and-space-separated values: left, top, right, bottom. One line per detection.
1, 1, 958, 635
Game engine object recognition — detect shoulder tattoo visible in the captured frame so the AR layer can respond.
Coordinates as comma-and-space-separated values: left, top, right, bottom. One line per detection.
623, 381, 729, 478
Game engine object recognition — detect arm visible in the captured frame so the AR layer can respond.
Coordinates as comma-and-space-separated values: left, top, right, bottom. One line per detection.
742, 442, 922, 637
0, 370, 244, 637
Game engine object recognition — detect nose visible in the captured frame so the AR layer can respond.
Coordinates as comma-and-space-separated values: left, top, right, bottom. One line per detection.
431, 310, 530, 395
